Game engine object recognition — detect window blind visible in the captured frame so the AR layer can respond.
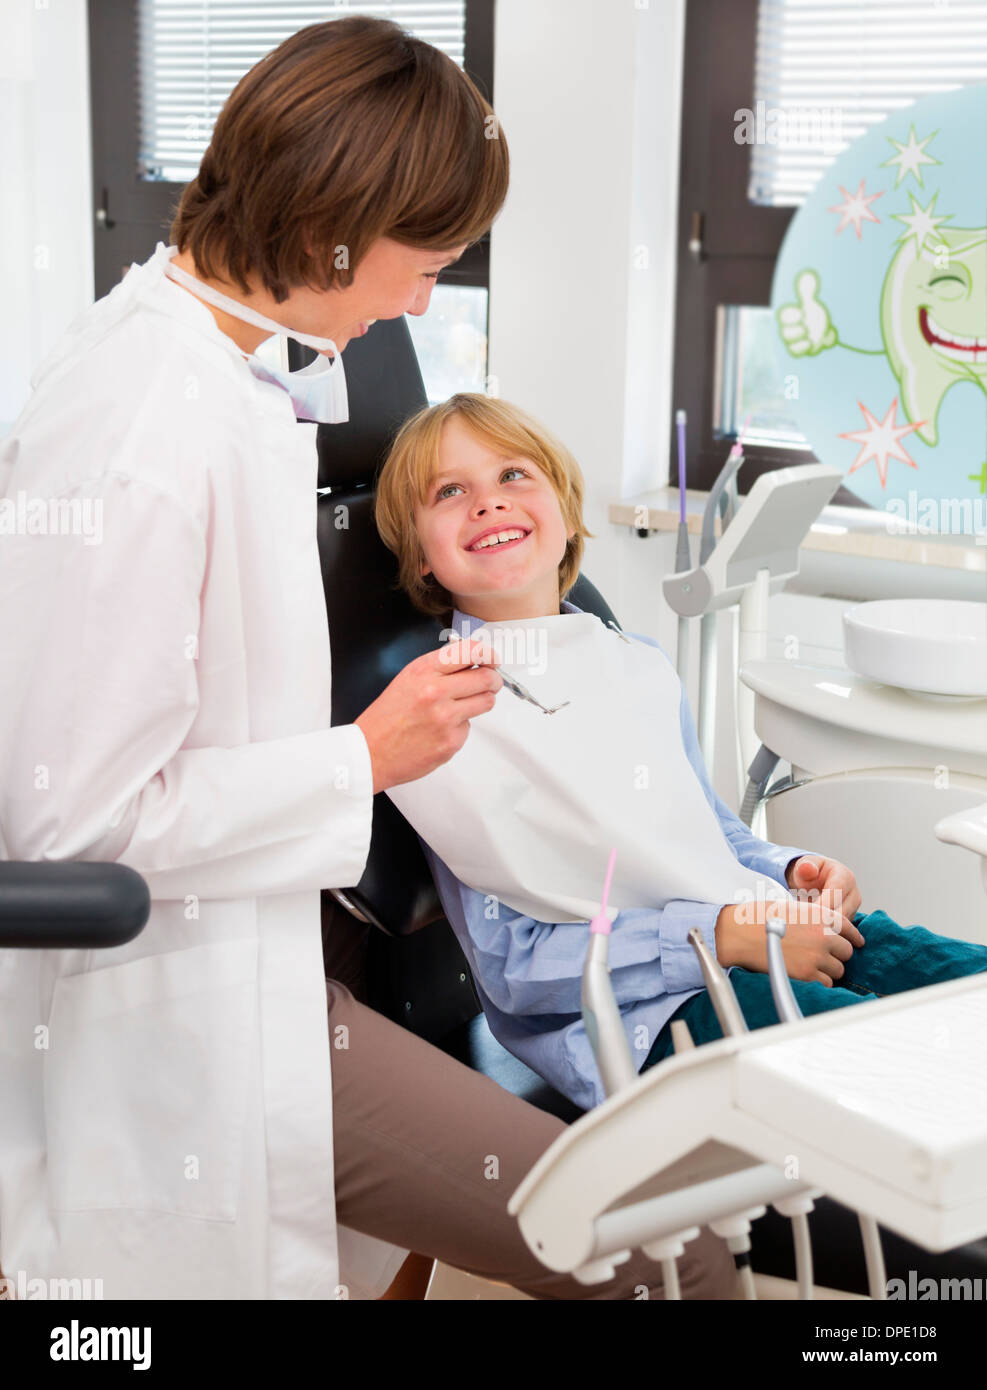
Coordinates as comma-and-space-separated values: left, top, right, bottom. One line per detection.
138, 0, 467, 182
749, 0, 987, 207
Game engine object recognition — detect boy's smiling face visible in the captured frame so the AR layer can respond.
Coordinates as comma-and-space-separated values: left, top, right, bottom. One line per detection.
414, 415, 575, 622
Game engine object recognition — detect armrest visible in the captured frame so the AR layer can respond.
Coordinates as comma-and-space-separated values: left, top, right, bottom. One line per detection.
0, 862, 150, 948
935, 803, 987, 858
935, 804, 987, 892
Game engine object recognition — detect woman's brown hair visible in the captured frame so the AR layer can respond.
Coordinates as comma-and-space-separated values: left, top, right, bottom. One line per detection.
375, 394, 594, 623
170, 16, 509, 301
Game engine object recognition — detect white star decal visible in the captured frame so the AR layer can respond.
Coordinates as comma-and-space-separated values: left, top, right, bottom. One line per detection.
828, 180, 883, 240
839, 399, 924, 489
882, 125, 940, 188
892, 190, 952, 256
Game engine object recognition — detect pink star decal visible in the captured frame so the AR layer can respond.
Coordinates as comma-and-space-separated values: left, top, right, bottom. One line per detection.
827, 180, 883, 240
839, 398, 924, 488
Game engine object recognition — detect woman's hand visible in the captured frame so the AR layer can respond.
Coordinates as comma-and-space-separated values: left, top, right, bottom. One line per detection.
354, 639, 502, 794
714, 897, 859, 987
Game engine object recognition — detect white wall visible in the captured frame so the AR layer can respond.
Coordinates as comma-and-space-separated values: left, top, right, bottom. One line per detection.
0, 0, 94, 436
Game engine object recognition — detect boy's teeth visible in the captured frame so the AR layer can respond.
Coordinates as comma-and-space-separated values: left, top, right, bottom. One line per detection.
472, 529, 526, 550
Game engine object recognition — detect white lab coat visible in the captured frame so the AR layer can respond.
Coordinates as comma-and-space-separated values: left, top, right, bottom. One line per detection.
0, 243, 407, 1298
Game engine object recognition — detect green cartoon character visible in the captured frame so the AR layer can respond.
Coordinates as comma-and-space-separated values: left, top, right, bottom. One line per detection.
778, 224, 987, 447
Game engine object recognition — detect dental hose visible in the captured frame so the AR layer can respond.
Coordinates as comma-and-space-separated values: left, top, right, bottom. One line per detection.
709, 1215, 763, 1301
739, 743, 781, 829
859, 1213, 888, 1300
792, 1212, 815, 1300
735, 1250, 757, 1301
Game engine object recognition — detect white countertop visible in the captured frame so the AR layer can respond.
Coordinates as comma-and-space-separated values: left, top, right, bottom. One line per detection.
609, 486, 987, 575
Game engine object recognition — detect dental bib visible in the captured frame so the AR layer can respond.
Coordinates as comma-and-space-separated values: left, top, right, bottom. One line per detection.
387, 611, 792, 924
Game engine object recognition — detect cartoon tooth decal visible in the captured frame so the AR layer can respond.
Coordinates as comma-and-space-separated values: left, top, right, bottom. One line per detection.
778, 227, 987, 448
881, 226, 987, 446
771, 87, 987, 514
777, 270, 837, 357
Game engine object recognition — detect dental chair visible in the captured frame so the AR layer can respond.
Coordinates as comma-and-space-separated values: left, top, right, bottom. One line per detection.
314, 314, 987, 1297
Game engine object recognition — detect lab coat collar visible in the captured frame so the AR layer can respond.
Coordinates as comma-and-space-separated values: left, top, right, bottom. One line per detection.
143, 242, 253, 364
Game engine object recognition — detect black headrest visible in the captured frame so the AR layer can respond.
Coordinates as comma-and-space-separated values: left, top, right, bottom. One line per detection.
314, 316, 429, 491
315, 316, 619, 935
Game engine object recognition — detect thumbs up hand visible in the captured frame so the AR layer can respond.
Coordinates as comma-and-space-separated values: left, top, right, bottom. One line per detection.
777, 270, 837, 357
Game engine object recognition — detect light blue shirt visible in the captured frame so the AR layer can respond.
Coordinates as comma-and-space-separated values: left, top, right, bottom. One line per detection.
421, 601, 817, 1110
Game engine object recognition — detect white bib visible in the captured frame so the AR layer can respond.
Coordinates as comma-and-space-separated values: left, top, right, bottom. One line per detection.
388, 612, 792, 924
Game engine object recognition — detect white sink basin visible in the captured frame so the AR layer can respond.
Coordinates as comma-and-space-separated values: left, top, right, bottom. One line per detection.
843, 599, 987, 696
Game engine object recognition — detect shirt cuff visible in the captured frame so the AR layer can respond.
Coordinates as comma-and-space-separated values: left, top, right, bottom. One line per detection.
658, 899, 724, 993
745, 844, 817, 889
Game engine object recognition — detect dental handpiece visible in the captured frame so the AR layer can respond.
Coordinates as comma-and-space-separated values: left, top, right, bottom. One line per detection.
765, 914, 804, 1024
582, 849, 637, 1097
687, 927, 749, 1037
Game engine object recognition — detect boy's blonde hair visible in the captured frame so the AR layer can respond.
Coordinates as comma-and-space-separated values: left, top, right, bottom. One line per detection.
375, 393, 594, 622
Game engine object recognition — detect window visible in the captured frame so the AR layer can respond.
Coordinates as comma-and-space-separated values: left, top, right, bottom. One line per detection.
674, 0, 987, 496
750, 0, 987, 208
89, 1, 495, 398
405, 283, 490, 404
137, 1, 468, 184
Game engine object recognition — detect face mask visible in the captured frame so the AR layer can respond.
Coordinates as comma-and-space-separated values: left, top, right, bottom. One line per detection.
162, 245, 349, 423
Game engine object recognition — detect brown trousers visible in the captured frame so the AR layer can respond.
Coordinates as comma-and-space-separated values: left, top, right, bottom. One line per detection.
324, 911, 736, 1300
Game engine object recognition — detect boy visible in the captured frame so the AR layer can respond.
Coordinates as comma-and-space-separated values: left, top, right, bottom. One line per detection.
376, 393, 987, 1111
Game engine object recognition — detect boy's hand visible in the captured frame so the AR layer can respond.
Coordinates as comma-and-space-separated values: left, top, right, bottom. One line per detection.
714, 898, 856, 987
354, 640, 503, 794
786, 855, 864, 943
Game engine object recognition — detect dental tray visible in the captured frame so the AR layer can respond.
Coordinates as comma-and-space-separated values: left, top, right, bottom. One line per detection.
509, 973, 987, 1275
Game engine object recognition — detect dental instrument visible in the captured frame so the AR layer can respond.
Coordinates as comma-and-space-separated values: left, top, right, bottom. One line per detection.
764, 913, 803, 1025
673, 409, 692, 685
493, 666, 570, 715
663, 460, 843, 811
695, 418, 749, 771
581, 849, 637, 1098
686, 926, 748, 1037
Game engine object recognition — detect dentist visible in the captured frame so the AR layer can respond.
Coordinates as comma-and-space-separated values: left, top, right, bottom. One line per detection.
0, 17, 735, 1301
